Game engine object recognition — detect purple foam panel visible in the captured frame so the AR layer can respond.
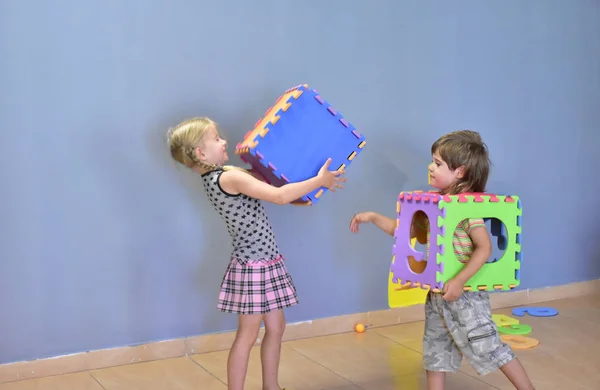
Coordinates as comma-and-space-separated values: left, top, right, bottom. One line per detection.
391, 192, 445, 290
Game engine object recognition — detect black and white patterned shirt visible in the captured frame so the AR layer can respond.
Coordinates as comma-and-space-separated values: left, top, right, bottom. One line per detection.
202, 169, 280, 261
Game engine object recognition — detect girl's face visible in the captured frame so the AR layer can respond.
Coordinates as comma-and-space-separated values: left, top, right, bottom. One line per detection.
197, 124, 228, 166
428, 152, 463, 192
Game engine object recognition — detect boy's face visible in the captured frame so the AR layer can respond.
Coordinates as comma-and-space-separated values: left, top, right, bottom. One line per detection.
198, 124, 228, 166
428, 152, 463, 191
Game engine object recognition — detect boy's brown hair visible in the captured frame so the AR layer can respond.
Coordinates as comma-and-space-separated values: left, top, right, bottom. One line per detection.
431, 130, 491, 194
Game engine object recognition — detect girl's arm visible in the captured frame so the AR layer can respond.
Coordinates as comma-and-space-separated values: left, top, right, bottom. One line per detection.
246, 168, 268, 182
220, 158, 345, 205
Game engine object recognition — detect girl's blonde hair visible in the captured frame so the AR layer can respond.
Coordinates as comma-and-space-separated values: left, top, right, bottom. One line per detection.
431, 130, 491, 195
166, 116, 243, 172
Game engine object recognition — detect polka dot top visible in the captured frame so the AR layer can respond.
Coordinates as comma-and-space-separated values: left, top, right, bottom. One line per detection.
201, 168, 280, 261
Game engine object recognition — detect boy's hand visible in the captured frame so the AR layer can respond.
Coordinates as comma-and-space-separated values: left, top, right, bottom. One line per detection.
349, 212, 372, 233
442, 278, 464, 302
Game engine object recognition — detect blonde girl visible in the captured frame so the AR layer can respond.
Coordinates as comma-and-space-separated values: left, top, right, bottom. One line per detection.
349, 130, 535, 390
167, 117, 346, 390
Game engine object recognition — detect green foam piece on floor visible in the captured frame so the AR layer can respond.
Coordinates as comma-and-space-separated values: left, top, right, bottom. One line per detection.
498, 323, 532, 335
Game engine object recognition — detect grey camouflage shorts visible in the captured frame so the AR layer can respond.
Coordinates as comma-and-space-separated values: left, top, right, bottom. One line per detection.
423, 291, 516, 376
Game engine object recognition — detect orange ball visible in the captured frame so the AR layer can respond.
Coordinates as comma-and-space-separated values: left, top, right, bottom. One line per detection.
355, 323, 365, 333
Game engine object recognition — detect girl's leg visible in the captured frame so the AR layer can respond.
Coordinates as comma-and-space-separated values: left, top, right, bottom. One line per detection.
227, 314, 263, 390
261, 309, 286, 390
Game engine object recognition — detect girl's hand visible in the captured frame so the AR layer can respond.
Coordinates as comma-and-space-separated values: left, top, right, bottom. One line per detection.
317, 158, 346, 191
349, 212, 372, 233
442, 278, 464, 302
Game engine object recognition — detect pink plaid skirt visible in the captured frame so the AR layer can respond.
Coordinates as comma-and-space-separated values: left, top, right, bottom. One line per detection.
217, 255, 299, 315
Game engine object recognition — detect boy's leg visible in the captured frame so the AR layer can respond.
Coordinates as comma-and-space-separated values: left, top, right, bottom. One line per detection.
423, 292, 463, 390
500, 359, 535, 390
426, 371, 446, 390
446, 292, 535, 389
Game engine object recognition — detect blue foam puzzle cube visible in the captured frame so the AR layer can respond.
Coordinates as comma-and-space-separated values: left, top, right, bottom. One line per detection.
235, 84, 366, 205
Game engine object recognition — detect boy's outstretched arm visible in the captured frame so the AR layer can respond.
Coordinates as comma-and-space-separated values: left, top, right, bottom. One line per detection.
350, 211, 396, 236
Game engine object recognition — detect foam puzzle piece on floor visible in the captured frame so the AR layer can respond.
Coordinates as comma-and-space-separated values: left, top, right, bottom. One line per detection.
391, 191, 522, 292
235, 84, 366, 206
512, 307, 558, 317
498, 323, 532, 335
492, 314, 520, 327
500, 334, 539, 349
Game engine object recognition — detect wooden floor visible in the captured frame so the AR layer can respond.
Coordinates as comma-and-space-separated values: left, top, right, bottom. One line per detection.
2, 295, 599, 390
